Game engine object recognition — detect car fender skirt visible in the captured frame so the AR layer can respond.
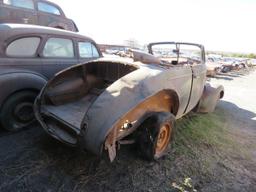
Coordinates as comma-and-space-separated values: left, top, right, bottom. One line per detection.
197, 83, 224, 113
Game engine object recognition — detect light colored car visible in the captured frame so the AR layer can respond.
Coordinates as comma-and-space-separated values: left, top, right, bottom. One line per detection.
35, 42, 224, 162
206, 58, 223, 77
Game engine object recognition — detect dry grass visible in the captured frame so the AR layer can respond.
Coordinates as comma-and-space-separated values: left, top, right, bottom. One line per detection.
0, 106, 255, 191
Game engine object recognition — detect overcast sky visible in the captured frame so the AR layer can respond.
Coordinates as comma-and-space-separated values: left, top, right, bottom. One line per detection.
53, 0, 255, 53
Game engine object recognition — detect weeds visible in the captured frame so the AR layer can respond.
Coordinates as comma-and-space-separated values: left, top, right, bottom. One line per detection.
172, 177, 197, 192
173, 110, 230, 156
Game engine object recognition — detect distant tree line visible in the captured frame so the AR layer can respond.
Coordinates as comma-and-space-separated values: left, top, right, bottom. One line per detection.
206, 51, 256, 59
227, 53, 256, 59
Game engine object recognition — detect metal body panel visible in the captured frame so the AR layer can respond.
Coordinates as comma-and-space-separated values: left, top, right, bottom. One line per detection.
37, 11, 75, 31
185, 64, 207, 113
0, 2, 38, 25
41, 57, 78, 79
0, 58, 42, 74
35, 59, 196, 155
0, 24, 94, 45
82, 63, 193, 155
197, 83, 224, 113
34, 42, 223, 161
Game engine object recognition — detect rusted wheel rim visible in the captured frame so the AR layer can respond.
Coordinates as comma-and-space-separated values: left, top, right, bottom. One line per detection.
155, 123, 172, 157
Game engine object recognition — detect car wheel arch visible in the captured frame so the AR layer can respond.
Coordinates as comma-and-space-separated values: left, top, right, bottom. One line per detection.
1, 87, 39, 103
0, 73, 47, 109
109, 89, 179, 138
103, 89, 179, 161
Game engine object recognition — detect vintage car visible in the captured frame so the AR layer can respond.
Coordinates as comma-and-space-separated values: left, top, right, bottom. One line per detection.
34, 42, 224, 162
206, 58, 223, 77
220, 57, 248, 72
249, 59, 256, 67
0, 0, 78, 31
0, 24, 101, 131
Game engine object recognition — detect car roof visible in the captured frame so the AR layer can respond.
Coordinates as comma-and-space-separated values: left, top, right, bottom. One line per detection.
0, 24, 94, 42
37, 0, 61, 6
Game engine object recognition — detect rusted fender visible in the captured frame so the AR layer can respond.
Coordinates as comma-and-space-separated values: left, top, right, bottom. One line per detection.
197, 83, 224, 113
79, 64, 190, 156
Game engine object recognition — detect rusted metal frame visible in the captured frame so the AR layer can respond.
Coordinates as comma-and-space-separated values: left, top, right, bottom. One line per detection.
148, 42, 205, 63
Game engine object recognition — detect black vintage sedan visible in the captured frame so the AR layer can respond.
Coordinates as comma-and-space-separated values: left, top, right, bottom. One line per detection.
0, 0, 78, 31
0, 23, 101, 131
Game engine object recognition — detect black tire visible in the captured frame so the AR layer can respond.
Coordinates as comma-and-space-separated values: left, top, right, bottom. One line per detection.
137, 112, 175, 161
0, 91, 38, 132
221, 66, 230, 73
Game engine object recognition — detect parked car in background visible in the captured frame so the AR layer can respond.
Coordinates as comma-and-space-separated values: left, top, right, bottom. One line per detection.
0, 24, 101, 131
34, 42, 224, 162
219, 57, 248, 72
206, 57, 222, 77
249, 59, 256, 67
0, 0, 78, 31
234, 58, 249, 69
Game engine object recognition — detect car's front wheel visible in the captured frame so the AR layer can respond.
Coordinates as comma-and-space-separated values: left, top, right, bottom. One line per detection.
0, 91, 38, 132
137, 112, 175, 161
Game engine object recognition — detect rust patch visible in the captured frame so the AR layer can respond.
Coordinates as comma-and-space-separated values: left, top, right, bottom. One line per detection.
105, 90, 177, 161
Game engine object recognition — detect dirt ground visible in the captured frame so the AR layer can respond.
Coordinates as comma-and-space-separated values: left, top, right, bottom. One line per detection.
0, 68, 255, 192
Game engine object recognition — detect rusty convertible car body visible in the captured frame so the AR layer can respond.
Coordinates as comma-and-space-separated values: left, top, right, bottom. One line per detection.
35, 42, 224, 162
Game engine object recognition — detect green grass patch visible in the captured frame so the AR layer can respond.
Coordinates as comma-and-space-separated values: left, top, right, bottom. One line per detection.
172, 109, 229, 157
